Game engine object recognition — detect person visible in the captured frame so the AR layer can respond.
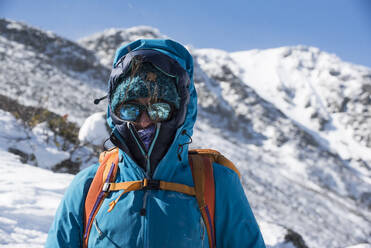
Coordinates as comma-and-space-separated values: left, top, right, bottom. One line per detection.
46, 39, 266, 247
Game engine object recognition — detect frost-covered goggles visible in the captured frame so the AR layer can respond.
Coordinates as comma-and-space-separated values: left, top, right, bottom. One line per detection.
117, 102, 173, 122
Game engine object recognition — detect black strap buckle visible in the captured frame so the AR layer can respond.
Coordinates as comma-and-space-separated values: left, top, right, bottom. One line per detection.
143, 179, 160, 190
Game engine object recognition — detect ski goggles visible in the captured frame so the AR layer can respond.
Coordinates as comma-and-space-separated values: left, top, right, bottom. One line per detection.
117, 102, 173, 122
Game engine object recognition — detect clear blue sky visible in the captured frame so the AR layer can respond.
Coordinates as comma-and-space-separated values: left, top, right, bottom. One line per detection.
1, 0, 371, 67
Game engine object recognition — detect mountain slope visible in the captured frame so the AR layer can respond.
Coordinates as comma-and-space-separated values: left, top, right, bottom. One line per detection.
193, 47, 370, 201
78, 26, 165, 68
0, 18, 109, 125
231, 46, 371, 151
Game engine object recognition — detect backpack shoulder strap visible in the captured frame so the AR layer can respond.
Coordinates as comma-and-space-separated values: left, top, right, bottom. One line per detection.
189, 149, 240, 248
189, 151, 216, 248
190, 149, 240, 178
83, 147, 119, 248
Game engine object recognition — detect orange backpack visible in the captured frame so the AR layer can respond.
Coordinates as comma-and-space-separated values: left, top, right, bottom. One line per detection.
83, 147, 240, 248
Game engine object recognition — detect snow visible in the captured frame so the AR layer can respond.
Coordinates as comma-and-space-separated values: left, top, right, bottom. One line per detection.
0, 109, 73, 247
194, 47, 371, 196
259, 222, 290, 247
0, 19, 109, 125
79, 112, 110, 146
6, 21, 25, 31
30, 123, 70, 169
78, 25, 166, 67
0, 150, 72, 248
230, 47, 371, 169
0, 110, 69, 170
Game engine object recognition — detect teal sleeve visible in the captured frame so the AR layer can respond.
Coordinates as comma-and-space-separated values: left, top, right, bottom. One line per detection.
45, 164, 98, 248
214, 163, 266, 248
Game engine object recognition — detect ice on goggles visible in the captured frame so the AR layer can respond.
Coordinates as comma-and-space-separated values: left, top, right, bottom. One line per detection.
118, 102, 172, 122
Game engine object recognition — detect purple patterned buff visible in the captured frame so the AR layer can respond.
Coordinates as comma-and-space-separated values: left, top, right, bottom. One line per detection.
137, 124, 156, 151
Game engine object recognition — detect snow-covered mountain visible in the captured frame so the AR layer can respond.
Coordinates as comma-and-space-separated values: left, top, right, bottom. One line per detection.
78, 26, 165, 68
0, 18, 109, 125
231, 47, 371, 150
0, 18, 370, 247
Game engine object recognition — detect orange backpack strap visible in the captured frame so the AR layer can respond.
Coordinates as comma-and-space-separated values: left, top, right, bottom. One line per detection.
189, 152, 216, 248
190, 149, 240, 178
189, 149, 240, 248
83, 148, 119, 248
105, 178, 197, 212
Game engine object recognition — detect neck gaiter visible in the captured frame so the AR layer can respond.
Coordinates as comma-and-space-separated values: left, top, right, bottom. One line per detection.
137, 124, 156, 151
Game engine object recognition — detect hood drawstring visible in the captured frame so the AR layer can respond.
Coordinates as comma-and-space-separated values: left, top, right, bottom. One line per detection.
103, 127, 118, 151
94, 95, 108, 105
103, 137, 111, 151
177, 130, 192, 161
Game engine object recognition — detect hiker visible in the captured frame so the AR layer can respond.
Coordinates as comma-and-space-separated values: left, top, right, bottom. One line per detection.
46, 39, 266, 248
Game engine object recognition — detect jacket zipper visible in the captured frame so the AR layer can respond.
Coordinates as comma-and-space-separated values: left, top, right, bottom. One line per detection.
128, 123, 161, 247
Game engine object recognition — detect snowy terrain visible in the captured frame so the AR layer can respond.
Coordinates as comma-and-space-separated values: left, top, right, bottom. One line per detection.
0, 19, 109, 125
0, 150, 72, 248
0, 18, 370, 247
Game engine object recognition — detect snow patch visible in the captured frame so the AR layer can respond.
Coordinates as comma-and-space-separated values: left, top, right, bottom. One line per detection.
0, 150, 72, 248
79, 112, 109, 146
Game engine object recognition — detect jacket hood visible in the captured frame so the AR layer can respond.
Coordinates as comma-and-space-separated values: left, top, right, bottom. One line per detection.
106, 39, 197, 175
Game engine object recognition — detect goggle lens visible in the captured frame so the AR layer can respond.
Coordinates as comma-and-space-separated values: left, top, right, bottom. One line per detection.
148, 103, 172, 121
118, 102, 172, 122
119, 104, 141, 121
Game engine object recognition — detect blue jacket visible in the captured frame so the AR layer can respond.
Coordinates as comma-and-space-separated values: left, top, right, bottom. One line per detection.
46, 39, 266, 248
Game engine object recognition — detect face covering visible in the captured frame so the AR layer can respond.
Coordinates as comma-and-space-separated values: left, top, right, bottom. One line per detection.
136, 124, 156, 151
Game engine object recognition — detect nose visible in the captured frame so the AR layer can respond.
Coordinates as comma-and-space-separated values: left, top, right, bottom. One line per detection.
136, 111, 153, 129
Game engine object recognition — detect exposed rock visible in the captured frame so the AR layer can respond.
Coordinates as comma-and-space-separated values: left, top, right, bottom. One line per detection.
284, 229, 309, 248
